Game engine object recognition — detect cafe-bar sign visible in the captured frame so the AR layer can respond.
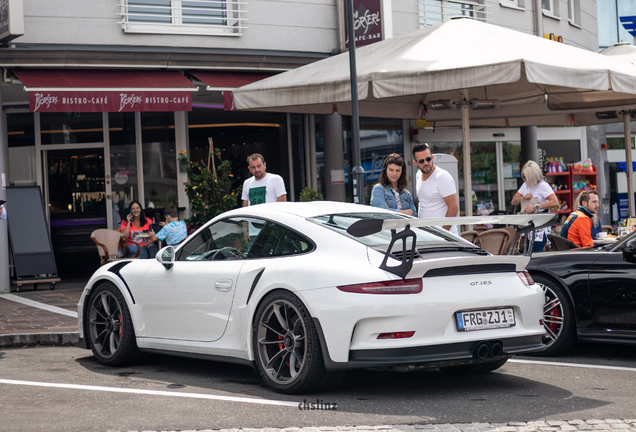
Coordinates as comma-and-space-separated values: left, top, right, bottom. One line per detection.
0, 0, 24, 44
344, 0, 384, 48
29, 91, 192, 113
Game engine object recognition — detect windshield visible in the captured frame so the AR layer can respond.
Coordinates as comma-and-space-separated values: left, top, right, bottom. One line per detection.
308, 212, 462, 248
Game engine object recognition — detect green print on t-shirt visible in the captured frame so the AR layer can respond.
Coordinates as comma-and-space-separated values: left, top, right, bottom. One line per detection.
249, 186, 267, 205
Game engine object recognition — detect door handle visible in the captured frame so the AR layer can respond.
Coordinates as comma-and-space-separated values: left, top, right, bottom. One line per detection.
214, 278, 233, 292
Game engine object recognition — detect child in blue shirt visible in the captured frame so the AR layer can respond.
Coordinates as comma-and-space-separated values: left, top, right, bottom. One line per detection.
148, 204, 187, 246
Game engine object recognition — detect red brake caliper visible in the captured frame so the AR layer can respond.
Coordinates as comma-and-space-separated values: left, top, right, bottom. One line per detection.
277, 335, 290, 367
118, 312, 122, 338
547, 299, 561, 333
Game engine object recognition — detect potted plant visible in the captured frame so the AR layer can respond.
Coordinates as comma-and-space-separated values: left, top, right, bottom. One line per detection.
179, 139, 241, 229
299, 187, 324, 202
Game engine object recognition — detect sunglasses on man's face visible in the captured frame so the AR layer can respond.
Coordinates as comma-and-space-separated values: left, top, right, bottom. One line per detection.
416, 156, 433, 164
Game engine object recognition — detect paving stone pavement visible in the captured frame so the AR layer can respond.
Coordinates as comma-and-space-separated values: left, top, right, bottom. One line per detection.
104, 420, 636, 432
0, 280, 83, 347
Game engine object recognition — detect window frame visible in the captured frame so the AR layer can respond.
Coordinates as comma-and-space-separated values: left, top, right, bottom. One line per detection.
119, 0, 246, 36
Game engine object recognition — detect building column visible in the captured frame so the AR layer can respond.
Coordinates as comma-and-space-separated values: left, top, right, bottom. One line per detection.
0, 97, 9, 293
520, 126, 538, 164
323, 112, 346, 202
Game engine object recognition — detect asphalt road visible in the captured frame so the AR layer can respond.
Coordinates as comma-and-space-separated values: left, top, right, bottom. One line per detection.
0, 342, 634, 432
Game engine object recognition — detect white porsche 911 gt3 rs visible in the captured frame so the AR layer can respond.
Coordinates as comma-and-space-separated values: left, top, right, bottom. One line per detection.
76, 201, 549, 394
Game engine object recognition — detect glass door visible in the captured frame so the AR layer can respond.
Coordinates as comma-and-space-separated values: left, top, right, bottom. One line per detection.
46, 148, 107, 278
502, 141, 522, 214
471, 142, 499, 215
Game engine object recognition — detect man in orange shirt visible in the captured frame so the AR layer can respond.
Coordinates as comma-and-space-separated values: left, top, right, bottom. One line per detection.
560, 190, 599, 248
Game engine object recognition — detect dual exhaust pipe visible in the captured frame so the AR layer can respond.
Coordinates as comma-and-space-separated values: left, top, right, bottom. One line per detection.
473, 341, 503, 360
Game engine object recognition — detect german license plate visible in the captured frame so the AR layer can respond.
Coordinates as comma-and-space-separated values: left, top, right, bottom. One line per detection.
456, 308, 516, 331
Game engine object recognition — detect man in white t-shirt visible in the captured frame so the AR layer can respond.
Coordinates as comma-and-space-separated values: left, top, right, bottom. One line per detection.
412, 143, 459, 235
241, 153, 287, 206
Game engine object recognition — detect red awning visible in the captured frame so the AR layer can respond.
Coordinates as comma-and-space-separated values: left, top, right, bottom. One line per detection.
12, 69, 197, 113
189, 71, 277, 91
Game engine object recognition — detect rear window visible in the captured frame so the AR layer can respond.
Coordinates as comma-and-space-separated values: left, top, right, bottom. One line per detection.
308, 212, 459, 248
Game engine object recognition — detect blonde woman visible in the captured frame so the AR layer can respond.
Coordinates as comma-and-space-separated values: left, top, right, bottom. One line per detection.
511, 160, 558, 251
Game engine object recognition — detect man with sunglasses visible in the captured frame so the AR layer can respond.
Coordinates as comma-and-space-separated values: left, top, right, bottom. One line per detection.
412, 143, 459, 235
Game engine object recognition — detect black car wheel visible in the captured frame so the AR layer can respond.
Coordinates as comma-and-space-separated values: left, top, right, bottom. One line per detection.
87, 282, 141, 366
531, 274, 576, 356
253, 290, 344, 394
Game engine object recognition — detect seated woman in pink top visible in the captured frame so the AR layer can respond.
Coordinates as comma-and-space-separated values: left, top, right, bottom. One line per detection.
119, 200, 158, 259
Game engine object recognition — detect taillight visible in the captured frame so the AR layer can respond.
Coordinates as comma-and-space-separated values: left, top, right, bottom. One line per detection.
337, 279, 422, 294
517, 271, 534, 286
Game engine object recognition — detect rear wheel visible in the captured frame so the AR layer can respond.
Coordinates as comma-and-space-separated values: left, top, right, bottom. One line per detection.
87, 282, 141, 366
252, 290, 344, 394
530, 274, 576, 356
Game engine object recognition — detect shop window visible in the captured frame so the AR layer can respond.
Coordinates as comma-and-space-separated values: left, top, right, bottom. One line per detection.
538, 140, 580, 164
40, 112, 104, 145
186, 107, 286, 201
7, 112, 36, 187
120, 0, 246, 36
141, 112, 178, 214
109, 112, 139, 227
342, 117, 403, 204
607, 136, 636, 150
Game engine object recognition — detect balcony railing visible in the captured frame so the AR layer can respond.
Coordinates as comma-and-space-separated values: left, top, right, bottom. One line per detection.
419, 0, 491, 27
118, 0, 247, 36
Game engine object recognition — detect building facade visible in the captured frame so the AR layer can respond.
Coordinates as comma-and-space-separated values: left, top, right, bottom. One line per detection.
0, 0, 600, 282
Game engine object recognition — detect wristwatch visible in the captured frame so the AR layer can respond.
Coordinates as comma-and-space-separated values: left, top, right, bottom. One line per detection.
534, 203, 541, 212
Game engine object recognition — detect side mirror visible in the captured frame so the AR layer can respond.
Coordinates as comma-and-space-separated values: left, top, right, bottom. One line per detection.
157, 245, 175, 270
622, 239, 636, 264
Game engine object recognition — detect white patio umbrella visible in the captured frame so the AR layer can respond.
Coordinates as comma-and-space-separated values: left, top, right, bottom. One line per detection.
599, 43, 636, 218
234, 18, 636, 216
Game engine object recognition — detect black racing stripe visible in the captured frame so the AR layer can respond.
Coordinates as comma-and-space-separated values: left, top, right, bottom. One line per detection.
246, 268, 266, 304
107, 261, 136, 304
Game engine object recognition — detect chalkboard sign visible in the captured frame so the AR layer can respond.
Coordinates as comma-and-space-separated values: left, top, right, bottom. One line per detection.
6, 186, 58, 279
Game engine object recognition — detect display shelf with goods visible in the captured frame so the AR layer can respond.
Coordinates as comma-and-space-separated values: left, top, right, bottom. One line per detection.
544, 171, 572, 214
571, 163, 597, 209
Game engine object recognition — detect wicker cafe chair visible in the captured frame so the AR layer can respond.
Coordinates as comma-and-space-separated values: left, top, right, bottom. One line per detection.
461, 230, 481, 246
547, 233, 580, 251
477, 228, 510, 255
602, 225, 614, 235
91, 229, 139, 266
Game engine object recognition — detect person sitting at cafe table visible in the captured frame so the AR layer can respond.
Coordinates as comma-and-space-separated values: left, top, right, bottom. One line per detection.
560, 190, 599, 248
147, 204, 187, 247
120, 200, 158, 259
572, 193, 601, 240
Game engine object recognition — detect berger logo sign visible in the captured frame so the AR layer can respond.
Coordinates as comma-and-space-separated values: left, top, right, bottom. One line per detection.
28, 90, 192, 113
344, 0, 383, 48
119, 93, 142, 112
33, 93, 59, 112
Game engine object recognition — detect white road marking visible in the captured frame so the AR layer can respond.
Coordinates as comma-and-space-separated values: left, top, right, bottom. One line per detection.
0, 294, 78, 318
510, 358, 636, 372
0, 378, 298, 407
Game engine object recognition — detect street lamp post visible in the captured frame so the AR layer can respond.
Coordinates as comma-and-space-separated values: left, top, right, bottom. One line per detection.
345, 0, 365, 204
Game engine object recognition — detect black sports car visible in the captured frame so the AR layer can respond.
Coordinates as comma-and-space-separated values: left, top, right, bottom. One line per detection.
527, 231, 636, 356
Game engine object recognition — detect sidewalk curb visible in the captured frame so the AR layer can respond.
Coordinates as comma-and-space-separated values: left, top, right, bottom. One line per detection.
0, 332, 79, 348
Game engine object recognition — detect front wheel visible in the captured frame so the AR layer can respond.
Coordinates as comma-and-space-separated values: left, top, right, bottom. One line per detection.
252, 290, 343, 394
87, 282, 141, 366
530, 274, 576, 356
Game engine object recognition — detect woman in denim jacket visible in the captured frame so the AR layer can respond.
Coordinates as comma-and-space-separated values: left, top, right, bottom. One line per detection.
370, 153, 417, 216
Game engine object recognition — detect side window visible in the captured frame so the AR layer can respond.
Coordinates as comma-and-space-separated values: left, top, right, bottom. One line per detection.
177, 217, 262, 261
248, 221, 314, 259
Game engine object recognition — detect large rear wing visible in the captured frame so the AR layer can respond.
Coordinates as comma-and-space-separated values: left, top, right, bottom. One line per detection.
346, 213, 558, 278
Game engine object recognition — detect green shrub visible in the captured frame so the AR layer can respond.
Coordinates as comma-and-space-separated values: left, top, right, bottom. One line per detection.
299, 187, 324, 202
